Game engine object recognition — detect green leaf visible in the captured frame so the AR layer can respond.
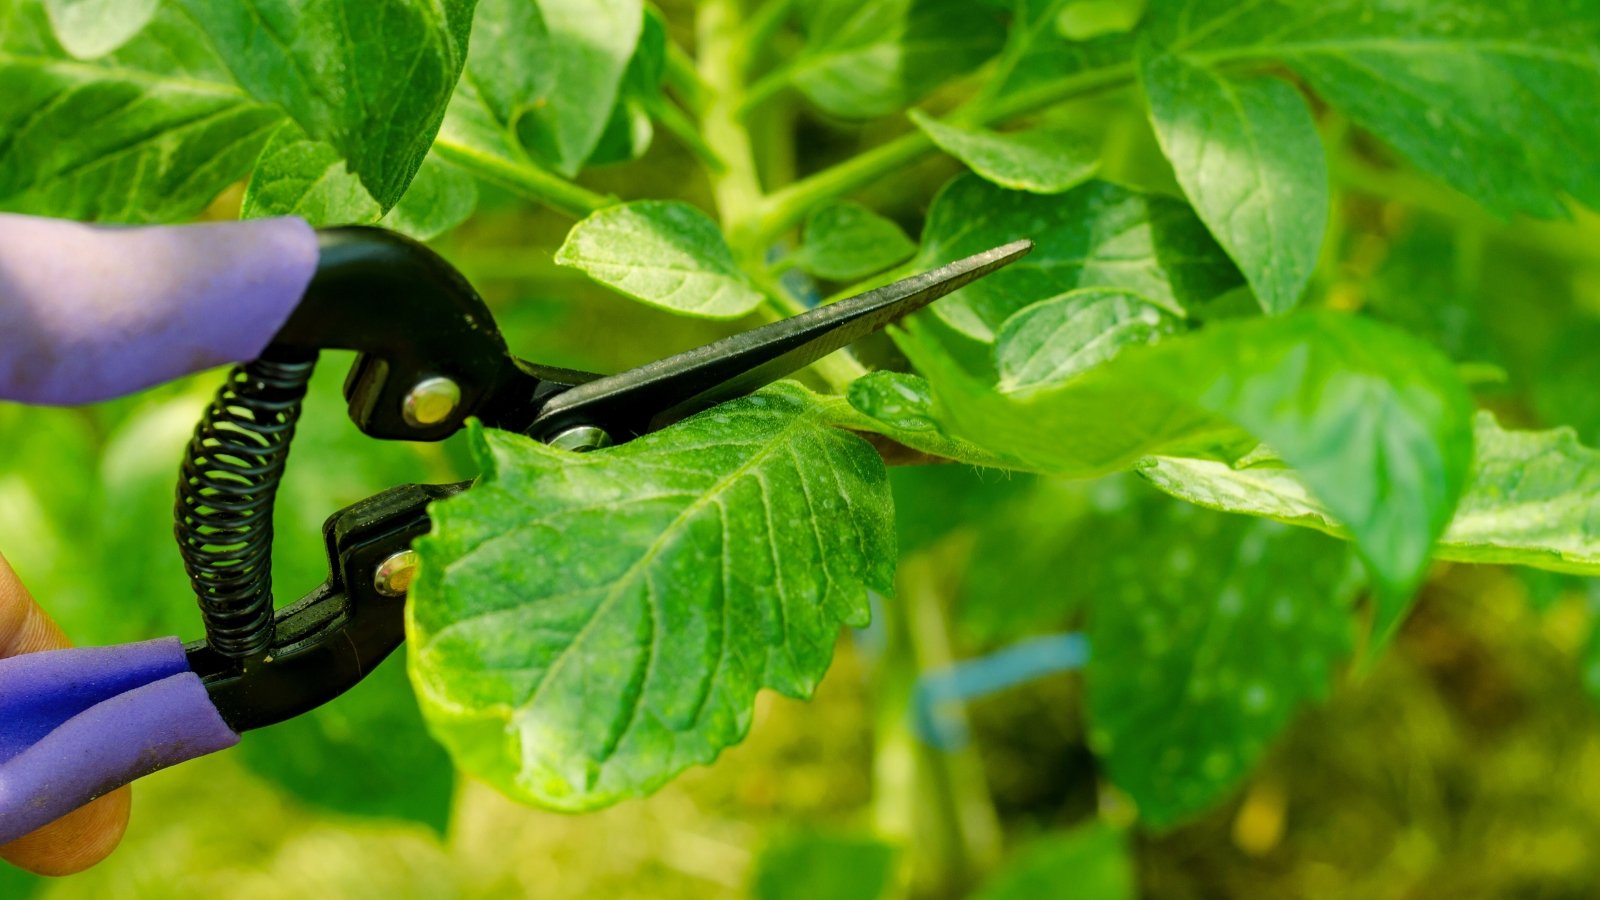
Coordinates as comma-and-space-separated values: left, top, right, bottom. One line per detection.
793, 201, 917, 281
751, 832, 898, 900
449, 0, 643, 177
585, 4, 667, 168
408, 384, 895, 810
244, 123, 476, 239
1087, 510, 1359, 827
242, 123, 383, 225
43, 0, 156, 58
1142, 412, 1600, 577
792, 0, 1006, 119
995, 288, 1182, 392
2, 0, 470, 220
379, 154, 478, 241
973, 824, 1133, 900
1146, 0, 1600, 219
818, 371, 1016, 468
955, 476, 1146, 643
1139, 48, 1327, 314
555, 200, 765, 318
915, 174, 1243, 341
1056, 0, 1146, 40
174, 0, 475, 209
0, 4, 282, 221
990, 0, 1138, 100
910, 111, 1100, 194
903, 311, 1475, 633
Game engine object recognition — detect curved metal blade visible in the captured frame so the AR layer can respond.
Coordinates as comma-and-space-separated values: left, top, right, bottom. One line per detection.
528, 239, 1033, 442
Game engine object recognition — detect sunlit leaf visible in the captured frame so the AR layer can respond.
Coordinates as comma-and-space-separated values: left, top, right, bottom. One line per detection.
445, 0, 643, 177
1145, 0, 1600, 219
792, 0, 1005, 118
1056, 0, 1146, 40
1140, 48, 1327, 313
555, 200, 765, 318
242, 123, 383, 225
175, 0, 475, 209
585, 5, 667, 168
995, 288, 1181, 392
409, 385, 894, 810
380, 155, 479, 241
43, 0, 157, 58
1, 0, 472, 219
0, 4, 280, 221
910, 111, 1100, 194
1142, 412, 1600, 576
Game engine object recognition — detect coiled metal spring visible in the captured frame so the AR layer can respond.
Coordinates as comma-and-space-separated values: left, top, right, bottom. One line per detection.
175, 351, 317, 659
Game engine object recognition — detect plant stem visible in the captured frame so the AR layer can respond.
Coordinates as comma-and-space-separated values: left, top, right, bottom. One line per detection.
740, 67, 795, 118
751, 62, 1139, 244
433, 139, 612, 219
873, 550, 1004, 897
664, 41, 711, 117
697, 0, 872, 387
696, 0, 768, 254
743, 0, 798, 71
755, 130, 936, 245
646, 94, 727, 172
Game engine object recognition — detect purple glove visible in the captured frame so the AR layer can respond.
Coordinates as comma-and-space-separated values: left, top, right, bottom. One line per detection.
0, 639, 238, 844
0, 214, 319, 406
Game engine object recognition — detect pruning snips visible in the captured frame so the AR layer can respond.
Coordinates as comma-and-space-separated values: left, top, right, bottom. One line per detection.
0, 212, 1029, 842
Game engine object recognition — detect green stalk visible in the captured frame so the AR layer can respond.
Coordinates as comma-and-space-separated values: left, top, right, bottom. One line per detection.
698, 0, 872, 386
696, 0, 767, 252
751, 62, 1139, 244
645, 94, 727, 172
743, 0, 798, 70
873, 550, 1004, 896
665, 41, 711, 116
754, 131, 936, 245
433, 139, 612, 219
739, 67, 796, 117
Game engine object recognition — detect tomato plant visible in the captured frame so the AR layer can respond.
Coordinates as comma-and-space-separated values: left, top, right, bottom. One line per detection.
6, 0, 1600, 896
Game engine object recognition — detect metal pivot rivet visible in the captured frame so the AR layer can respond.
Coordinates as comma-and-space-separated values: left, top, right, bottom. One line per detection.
402, 376, 462, 428
547, 425, 614, 453
374, 550, 419, 598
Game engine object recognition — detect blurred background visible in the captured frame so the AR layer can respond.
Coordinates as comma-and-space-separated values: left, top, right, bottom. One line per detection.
9, 9, 1600, 898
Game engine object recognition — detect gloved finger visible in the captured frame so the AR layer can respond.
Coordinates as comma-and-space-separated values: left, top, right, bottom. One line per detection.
0, 553, 131, 876
0, 214, 319, 406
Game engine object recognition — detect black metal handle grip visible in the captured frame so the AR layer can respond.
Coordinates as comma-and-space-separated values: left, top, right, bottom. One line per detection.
175, 349, 317, 659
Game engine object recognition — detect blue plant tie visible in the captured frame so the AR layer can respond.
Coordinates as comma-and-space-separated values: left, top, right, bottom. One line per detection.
912, 632, 1091, 751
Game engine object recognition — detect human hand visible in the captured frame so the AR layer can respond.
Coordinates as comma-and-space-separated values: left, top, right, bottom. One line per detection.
0, 553, 131, 876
